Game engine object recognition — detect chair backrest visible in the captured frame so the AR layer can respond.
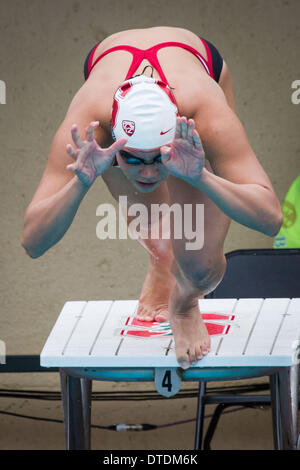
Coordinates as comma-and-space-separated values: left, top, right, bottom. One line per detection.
206, 248, 300, 299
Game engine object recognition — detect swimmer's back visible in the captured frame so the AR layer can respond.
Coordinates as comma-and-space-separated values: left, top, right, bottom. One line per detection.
80, 26, 232, 134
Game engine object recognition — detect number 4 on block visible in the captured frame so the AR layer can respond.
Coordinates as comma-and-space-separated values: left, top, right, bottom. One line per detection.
154, 368, 182, 397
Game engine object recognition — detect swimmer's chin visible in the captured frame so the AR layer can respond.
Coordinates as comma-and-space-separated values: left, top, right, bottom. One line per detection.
133, 179, 163, 192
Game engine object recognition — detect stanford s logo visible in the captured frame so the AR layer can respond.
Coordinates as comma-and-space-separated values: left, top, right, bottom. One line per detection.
122, 120, 135, 136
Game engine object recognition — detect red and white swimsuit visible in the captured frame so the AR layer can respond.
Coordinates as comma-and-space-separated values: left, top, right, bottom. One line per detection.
84, 38, 223, 85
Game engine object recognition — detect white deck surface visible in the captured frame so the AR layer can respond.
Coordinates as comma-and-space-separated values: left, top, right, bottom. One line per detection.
40, 298, 300, 368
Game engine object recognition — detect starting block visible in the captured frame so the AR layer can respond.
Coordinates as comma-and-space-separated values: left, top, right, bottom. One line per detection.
40, 298, 300, 449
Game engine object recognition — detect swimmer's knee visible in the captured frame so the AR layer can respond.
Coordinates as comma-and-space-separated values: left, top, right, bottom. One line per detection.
174, 253, 226, 294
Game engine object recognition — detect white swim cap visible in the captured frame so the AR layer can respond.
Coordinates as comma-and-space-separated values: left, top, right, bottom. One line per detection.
111, 75, 178, 150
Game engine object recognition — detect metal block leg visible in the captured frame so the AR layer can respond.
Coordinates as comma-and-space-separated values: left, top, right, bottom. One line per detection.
59, 369, 87, 450
59, 369, 69, 447
270, 366, 299, 450
80, 377, 92, 450
194, 381, 206, 450
270, 372, 282, 449
289, 364, 299, 448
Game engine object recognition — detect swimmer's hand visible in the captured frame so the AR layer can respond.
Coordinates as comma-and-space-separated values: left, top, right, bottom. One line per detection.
66, 121, 127, 187
160, 117, 205, 184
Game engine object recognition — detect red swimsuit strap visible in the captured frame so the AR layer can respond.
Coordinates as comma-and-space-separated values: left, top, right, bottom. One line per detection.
87, 44, 146, 80
145, 41, 214, 82
198, 38, 214, 80
86, 41, 214, 84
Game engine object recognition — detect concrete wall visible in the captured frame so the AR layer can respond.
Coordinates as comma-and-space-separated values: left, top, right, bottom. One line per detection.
0, 0, 299, 449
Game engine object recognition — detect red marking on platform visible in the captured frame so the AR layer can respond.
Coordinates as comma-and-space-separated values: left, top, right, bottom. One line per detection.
123, 330, 170, 338
205, 323, 227, 335
120, 316, 131, 336
201, 313, 230, 320
121, 312, 235, 338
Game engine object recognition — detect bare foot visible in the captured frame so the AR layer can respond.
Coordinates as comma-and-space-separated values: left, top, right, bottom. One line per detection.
169, 284, 211, 369
136, 264, 176, 322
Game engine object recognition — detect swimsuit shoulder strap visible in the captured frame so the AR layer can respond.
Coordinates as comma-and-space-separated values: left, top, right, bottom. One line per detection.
86, 41, 214, 84
86, 45, 145, 80
145, 41, 213, 82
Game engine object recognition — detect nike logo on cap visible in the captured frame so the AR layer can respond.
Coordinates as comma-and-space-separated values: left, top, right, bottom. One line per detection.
160, 128, 173, 135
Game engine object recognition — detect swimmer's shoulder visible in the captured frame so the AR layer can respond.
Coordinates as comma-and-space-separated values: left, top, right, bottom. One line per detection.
173, 69, 225, 119
69, 78, 114, 133
63, 82, 110, 141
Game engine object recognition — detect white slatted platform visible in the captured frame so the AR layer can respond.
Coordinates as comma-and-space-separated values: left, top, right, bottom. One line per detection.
40, 298, 300, 369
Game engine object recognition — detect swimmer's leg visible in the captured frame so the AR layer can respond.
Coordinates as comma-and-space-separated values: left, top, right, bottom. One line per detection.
135, 238, 175, 322
166, 167, 231, 369
101, 166, 174, 322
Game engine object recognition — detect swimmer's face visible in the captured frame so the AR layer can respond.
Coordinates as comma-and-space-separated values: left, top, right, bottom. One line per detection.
116, 147, 169, 192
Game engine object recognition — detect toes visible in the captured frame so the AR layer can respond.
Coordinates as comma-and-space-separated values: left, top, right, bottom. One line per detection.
195, 344, 203, 362
177, 353, 190, 370
189, 350, 197, 366
136, 314, 153, 322
136, 305, 169, 323
179, 359, 190, 370
176, 340, 211, 368
136, 306, 153, 322
154, 311, 168, 322
195, 342, 211, 361
202, 340, 211, 356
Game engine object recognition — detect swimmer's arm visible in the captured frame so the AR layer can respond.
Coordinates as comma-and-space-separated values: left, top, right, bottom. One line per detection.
22, 89, 105, 258
22, 170, 89, 258
193, 100, 283, 237
195, 169, 282, 236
